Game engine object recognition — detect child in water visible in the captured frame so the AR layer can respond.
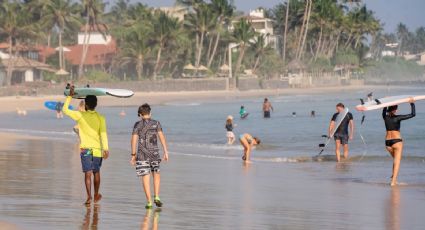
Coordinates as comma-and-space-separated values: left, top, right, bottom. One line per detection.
240, 105, 248, 118
225, 115, 236, 144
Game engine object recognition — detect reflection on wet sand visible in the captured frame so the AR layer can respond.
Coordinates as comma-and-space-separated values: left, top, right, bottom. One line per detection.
141, 209, 160, 230
81, 205, 100, 230
385, 188, 400, 230
335, 162, 351, 173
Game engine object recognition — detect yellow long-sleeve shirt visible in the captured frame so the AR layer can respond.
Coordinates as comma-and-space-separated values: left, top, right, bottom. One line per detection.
63, 96, 109, 157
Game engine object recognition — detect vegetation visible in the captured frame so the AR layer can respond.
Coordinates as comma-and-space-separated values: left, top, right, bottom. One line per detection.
0, 0, 424, 86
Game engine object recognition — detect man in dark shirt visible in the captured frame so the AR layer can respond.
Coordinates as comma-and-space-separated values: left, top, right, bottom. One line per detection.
329, 103, 354, 162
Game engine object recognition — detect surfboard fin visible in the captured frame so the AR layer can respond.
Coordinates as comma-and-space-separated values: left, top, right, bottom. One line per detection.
360, 98, 365, 105
375, 99, 382, 105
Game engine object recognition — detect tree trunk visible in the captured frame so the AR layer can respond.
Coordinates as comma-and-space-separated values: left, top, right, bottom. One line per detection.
136, 54, 144, 80
5, 36, 13, 86
207, 33, 221, 68
253, 55, 260, 73
234, 44, 246, 75
58, 31, 63, 70
78, 22, 91, 79
153, 42, 163, 79
298, 0, 312, 60
315, 24, 323, 60
282, 0, 290, 64
195, 31, 205, 68
295, 0, 308, 59
206, 34, 214, 64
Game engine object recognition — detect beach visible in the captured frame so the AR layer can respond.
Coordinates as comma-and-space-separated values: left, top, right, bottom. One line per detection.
1, 85, 425, 229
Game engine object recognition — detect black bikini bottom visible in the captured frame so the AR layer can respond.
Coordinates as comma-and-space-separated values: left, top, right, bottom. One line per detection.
385, 139, 403, 147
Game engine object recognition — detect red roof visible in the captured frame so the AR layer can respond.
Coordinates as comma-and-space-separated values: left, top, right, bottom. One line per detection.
64, 39, 117, 66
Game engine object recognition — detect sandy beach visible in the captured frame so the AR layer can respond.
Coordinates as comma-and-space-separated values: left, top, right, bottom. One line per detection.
0, 85, 395, 114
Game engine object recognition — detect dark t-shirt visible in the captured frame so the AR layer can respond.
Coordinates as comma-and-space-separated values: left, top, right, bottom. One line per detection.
225, 123, 233, 131
331, 112, 353, 135
132, 119, 163, 161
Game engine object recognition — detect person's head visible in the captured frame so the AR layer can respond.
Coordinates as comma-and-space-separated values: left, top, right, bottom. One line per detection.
226, 115, 233, 124
264, 98, 268, 103
241, 105, 244, 109
336, 103, 345, 112
253, 137, 261, 145
138, 103, 151, 118
388, 105, 398, 115
84, 95, 97, 111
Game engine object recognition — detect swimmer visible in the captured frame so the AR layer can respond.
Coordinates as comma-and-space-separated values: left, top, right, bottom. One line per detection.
383, 98, 415, 186
240, 105, 248, 118
225, 115, 235, 144
262, 98, 274, 118
311, 110, 316, 117
239, 133, 260, 163
292, 112, 296, 117
329, 103, 354, 162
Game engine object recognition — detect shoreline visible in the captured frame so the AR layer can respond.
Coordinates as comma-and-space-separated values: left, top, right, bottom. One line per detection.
0, 84, 411, 114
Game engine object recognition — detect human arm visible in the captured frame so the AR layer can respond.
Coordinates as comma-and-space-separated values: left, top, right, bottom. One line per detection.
100, 116, 109, 159
349, 119, 354, 140
382, 107, 387, 119
158, 131, 169, 161
130, 134, 138, 166
62, 96, 82, 121
397, 102, 416, 121
328, 121, 335, 138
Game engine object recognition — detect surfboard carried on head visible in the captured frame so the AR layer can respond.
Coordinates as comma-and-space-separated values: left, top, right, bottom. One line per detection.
356, 95, 425, 111
64, 85, 134, 99
317, 107, 349, 156
44, 101, 74, 111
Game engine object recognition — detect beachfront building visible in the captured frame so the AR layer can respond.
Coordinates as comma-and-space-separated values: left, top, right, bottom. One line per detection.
0, 43, 56, 63
158, 5, 189, 21
230, 9, 279, 51
64, 26, 117, 78
0, 55, 57, 85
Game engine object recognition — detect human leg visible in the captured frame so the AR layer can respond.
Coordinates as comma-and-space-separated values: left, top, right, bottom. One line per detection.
391, 142, 403, 186
335, 139, 341, 162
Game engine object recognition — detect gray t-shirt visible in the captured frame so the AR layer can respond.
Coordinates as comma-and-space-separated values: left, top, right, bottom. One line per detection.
132, 119, 162, 161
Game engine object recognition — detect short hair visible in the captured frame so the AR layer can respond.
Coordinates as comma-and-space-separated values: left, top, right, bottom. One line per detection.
138, 103, 151, 116
336, 103, 345, 108
388, 105, 398, 112
85, 95, 97, 110
254, 137, 261, 145
264, 98, 268, 102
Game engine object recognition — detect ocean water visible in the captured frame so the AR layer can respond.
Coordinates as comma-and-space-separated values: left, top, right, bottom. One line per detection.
1, 86, 425, 229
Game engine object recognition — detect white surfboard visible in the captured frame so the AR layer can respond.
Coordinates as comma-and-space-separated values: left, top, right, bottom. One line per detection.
64, 87, 134, 99
330, 107, 349, 138
356, 95, 425, 111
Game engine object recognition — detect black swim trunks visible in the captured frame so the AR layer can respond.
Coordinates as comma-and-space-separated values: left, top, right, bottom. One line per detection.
264, 111, 271, 118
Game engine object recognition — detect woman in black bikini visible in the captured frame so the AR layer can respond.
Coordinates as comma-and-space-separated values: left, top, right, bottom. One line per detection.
382, 98, 415, 186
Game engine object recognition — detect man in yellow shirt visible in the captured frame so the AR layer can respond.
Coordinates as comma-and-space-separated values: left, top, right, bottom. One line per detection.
63, 86, 109, 205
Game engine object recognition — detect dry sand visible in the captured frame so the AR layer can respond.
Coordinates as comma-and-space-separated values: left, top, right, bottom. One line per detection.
0, 85, 390, 114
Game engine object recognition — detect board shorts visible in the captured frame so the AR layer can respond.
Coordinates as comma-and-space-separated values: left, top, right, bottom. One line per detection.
136, 160, 161, 177
334, 133, 349, 145
80, 149, 102, 173
227, 131, 235, 139
264, 111, 271, 118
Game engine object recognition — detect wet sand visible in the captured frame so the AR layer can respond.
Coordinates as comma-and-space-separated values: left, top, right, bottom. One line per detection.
0, 85, 394, 113
1, 133, 425, 229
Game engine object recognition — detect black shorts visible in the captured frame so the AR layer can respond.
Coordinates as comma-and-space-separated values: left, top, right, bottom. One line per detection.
334, 133, 349, 145
264, 111, 271, 118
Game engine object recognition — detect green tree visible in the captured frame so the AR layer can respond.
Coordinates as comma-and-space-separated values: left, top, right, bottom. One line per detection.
232, 18, 256, 76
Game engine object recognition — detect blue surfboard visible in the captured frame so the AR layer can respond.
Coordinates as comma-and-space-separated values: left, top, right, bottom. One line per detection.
44, 101, 74, 111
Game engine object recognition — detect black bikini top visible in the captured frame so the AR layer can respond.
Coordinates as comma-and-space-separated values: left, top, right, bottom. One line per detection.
382, 103, 415, 131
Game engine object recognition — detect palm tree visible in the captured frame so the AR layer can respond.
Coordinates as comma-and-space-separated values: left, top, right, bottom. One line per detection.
184, 3, 215, 68
282, 0, 290, 63
117, 3, 154, 80
206, 0, 234, 68
232, 18, 256, 76
250, 34, 271, 73
0, 2, 40, 86
78, 0, 107, 79
396, 23, 408, 56
152, 11, 181, 79
40, 0, 81, 71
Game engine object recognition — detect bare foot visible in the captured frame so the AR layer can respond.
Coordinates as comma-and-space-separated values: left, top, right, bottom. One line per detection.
94, 194, 102, 203
85, 198, 92, 206
244, 160, 253, 164
390, 181, 397, 187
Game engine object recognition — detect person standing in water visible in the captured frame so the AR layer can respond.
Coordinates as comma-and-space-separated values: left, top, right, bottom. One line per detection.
225, 115, 236, 144
262, 98, 274, 118
382, 98, 415, 186
63, 86, 109, 205
239, 133, 260, 163
130, 103, 169, 209
329, 103, 354, 162
55, 101, 64, 119
240, 105, 248, 118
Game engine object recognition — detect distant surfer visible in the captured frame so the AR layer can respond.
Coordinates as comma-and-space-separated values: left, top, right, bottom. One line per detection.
225, 115, 236, 144
262, 98, 274, 118
329, 103, 354, 162
367, 92, 374, 102
239, 133, 260, 163
240, 105, 248, 119
311, 110, 316, 117
130, 103, 169, 209
63, 86, 109, 205
55, 101, 64, 119
382, 98, 415, 186
292, 112, 296, 117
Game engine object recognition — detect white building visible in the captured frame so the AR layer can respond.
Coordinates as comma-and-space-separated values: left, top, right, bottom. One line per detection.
77, 28, 112, 45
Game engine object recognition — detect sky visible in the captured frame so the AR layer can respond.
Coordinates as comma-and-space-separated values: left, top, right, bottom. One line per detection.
129, 0, 425, 33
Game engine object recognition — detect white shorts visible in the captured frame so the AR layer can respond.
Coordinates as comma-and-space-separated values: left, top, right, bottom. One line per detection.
227, 131, 235, 139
